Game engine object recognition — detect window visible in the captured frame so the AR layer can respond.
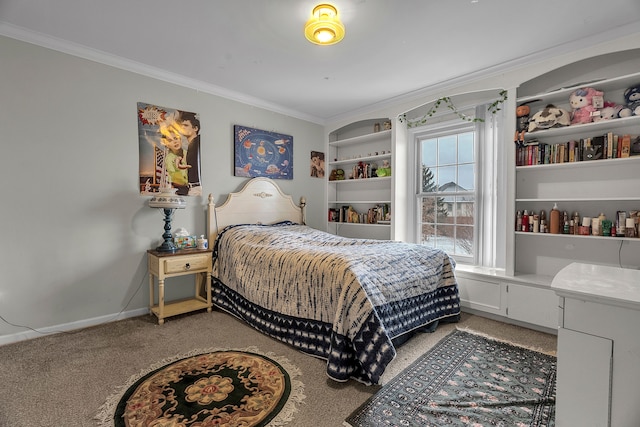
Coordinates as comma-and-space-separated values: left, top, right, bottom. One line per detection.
407, 99, 503, 268
418, 126, 476, 261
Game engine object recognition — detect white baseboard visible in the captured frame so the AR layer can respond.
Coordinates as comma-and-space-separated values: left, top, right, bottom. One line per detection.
0, 307, 149, 347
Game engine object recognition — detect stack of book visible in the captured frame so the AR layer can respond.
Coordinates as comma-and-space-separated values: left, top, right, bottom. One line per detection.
328, 204, 391, 224
515, 133, 633, 166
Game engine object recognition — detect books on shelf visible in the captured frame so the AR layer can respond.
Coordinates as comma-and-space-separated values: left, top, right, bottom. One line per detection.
515, 133, 635, 166
328, 204, 391, 224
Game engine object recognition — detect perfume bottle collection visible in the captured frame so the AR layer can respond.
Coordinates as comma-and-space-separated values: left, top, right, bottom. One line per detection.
516, 204, 638, 238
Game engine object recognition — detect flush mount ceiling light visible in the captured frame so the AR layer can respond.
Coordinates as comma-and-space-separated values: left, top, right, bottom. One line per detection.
304, 3, 345, 45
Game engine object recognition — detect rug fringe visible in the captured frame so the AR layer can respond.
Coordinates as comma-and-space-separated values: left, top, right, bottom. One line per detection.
455, 327, 557, 356
260, 349, 306, 427
94, 346, 305, 427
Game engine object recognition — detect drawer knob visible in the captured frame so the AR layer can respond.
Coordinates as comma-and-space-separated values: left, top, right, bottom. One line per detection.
185, 263, 191, 270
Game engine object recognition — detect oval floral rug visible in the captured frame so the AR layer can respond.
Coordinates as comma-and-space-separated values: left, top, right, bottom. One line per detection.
95, 347, 305, 427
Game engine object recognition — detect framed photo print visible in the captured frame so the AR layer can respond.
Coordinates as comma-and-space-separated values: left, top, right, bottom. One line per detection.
310, 151, 325, 178
138, 102, 202, 196
234, 125, 293, 180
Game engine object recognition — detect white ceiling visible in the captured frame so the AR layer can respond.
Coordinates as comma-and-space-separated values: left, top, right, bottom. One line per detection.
1, 0, 639, 124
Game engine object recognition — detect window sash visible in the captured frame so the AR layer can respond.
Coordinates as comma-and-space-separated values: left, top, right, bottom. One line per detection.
413, 115, 478, 263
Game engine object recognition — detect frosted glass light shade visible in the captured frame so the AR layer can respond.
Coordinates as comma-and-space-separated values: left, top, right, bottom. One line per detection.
304, 4, 345, 45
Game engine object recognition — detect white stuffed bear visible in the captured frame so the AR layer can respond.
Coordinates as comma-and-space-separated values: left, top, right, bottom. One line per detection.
593, 102, 623, 122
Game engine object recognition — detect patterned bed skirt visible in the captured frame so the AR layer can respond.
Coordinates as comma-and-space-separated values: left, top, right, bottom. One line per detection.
211, 278, 460, 384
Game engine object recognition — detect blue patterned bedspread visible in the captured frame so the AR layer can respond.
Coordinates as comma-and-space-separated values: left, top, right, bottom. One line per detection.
212, 223, 460, 384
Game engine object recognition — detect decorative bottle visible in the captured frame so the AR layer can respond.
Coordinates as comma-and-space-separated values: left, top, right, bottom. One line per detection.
529, 213, 535, 232
572, 212, 580, 235
598, 213, 607, 236
550, 203, 561, 234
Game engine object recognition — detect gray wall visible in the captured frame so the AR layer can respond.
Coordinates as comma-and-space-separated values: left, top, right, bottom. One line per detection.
0, 36, 325, 342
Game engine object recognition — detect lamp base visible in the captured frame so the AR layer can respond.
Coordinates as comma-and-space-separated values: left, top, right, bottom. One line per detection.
155, 208, 179, 253
156, 241, 178, 253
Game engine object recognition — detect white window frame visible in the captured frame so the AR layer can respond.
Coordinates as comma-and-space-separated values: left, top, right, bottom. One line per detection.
407, 104, 501, 267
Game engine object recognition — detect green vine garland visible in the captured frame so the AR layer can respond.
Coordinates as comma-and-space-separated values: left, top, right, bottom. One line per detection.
400, 90, 507, 128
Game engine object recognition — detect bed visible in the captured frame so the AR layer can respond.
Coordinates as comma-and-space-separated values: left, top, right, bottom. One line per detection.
207, 177, 460, 384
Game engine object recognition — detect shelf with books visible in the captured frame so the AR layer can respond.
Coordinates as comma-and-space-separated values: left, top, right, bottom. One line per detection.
517, 71, 640, 168
328, 203, 391, 225
515, 154, 640, 171
512, 70, 640, 278
328, 119, 393, 239
516, 128, 639, 166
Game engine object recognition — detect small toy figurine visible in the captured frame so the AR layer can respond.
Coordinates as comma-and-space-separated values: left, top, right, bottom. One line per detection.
516, 104, 530, 132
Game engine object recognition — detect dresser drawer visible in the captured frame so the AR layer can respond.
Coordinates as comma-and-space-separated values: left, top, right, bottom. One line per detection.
163, 254, 211, 274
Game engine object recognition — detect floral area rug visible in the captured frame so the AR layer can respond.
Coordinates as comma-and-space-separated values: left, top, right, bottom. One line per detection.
95, 346, 305, 427
345, 329, 556, 427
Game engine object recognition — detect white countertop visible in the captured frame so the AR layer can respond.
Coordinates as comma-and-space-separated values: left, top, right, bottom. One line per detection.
551, 262, 640, 310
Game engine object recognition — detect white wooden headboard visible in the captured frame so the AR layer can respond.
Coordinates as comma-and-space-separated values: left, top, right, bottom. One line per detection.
207, 177, 306, 243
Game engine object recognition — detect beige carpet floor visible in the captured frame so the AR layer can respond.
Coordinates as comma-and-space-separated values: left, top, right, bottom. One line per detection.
0, 310, 556, 427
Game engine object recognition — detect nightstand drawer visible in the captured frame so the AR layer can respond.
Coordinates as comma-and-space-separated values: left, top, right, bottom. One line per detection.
163, 254, 210, 274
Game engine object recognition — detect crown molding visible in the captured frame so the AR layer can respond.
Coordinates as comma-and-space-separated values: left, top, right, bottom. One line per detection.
2, 20, 638, 129
0, 22, 326, 125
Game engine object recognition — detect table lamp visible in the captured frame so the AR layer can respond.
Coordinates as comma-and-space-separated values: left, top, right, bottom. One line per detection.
148, 155, 187, 252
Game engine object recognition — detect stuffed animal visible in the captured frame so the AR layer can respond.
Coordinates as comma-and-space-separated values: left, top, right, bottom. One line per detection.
619, 85, 640, 118
593, 102, 623, 122
569, 87, 604, 124
528, 104, 571, 132
376, 160, 391, 177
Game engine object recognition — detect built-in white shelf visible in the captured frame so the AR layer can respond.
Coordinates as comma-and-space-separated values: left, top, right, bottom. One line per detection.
328, 129, 391, 147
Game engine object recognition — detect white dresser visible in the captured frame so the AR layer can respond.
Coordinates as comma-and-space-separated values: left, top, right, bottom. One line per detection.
551, 262, 640, 427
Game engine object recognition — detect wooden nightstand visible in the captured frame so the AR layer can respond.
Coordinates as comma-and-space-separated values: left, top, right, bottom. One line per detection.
147, 248, 213, 324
